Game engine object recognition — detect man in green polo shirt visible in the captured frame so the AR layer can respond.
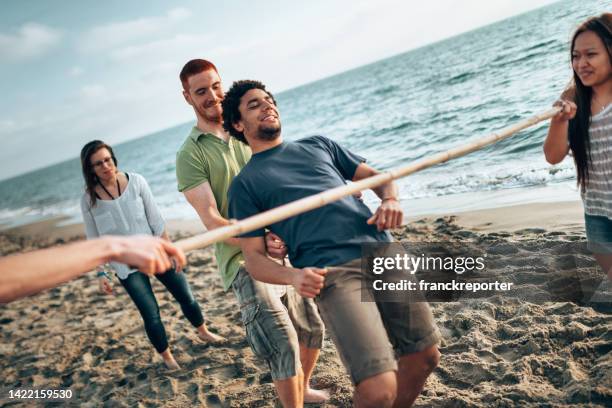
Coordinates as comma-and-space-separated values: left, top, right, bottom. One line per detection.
175, 59, 328, 407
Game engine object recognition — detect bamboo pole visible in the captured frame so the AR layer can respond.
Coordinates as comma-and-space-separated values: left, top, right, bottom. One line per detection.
176, 107, 561, 252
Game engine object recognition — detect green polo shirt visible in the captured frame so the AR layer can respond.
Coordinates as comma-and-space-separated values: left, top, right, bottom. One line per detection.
176, 126, 251, 290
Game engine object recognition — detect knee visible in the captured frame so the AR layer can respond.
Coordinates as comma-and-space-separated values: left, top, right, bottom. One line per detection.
180, 296, 198, 310
357, 386, 396, 408
408, 346, 440, 377
356, 373, 397, 408
421, 346, 441, 373
172, 281, 195, 304
142, 312, 163, 328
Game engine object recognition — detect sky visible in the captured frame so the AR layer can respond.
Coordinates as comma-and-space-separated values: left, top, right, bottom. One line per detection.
0, 0, 559, 181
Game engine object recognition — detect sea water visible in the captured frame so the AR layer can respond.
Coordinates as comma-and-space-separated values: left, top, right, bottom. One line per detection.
0, 0, 607, 228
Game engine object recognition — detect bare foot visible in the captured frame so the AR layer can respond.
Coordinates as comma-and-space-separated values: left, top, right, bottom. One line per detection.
160, 348, 181, 370
304, 387, 330, 403
163, 356, 181, 370
197, 326, 226, 343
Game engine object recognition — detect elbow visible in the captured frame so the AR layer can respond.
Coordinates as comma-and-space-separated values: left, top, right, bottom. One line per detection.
199, 215, 220, 231
543, 149, 565, 165
243, 260, 259, 280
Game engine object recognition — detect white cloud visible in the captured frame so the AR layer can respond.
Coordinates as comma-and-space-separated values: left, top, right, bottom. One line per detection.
0, 23, 62, 62
109, 33, 212, 62
78, 7, 192, 53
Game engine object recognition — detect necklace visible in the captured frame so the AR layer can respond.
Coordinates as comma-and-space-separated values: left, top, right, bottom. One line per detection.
100, 177, 121, 200
593, 94, 611, 113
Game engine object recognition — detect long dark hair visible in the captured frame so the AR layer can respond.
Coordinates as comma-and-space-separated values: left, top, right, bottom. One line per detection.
568, 13, 612, 190
80, 140, 117, 207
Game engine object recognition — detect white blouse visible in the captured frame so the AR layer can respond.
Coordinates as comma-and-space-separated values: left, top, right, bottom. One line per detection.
80, 172, 165, 279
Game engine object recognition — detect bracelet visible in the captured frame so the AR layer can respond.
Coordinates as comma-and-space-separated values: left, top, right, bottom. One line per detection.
381, 197, 399, 203
96, 270, 110, 279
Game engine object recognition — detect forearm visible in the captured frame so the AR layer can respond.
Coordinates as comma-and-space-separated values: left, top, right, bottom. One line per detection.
544, 120, 570, 164
243, 249, 297, 285
183, 184, 241, 247
0, 237, 118, 303
199, 213, 241, 247
372, 181, 399, 201
353, 163, 399, 201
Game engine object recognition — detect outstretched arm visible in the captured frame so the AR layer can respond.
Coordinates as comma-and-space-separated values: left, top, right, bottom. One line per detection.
240, 236, 326, 298
0, 235, 186, 304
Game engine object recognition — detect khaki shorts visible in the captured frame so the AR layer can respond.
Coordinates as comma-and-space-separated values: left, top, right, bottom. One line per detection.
316, 258, 440, 384
231, 267, 325, 380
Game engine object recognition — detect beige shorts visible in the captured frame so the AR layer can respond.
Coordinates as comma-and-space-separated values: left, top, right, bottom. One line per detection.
316, 258, 440, 384
232, 267, 325, 380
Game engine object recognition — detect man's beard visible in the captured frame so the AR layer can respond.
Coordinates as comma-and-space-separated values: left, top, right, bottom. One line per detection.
256, 123, 281, 141
197, 104, 222, 124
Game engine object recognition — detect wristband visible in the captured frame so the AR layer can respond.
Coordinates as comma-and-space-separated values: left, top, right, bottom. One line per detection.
381, 197, 399, 203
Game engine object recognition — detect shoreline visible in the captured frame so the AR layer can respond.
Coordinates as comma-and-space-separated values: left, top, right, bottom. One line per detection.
0, 180, 582, 239
0, 200, 584, 243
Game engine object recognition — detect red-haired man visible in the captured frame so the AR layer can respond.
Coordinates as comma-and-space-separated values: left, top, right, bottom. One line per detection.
175, 59, 328, 407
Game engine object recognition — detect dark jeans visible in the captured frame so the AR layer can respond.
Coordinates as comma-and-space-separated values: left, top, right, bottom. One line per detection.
120, 268, 204, 353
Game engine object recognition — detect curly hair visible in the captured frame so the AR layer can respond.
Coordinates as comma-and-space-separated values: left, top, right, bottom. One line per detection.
221, 80, 276, 144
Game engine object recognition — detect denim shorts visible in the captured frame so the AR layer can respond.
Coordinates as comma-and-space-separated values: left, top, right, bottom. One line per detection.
585, 213, 612, 254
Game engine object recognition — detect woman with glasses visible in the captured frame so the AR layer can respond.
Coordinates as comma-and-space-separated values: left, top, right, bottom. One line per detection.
79, 140, 224, 370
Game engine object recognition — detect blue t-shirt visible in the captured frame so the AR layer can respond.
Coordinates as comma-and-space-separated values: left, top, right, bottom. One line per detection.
228, 135, 391, 269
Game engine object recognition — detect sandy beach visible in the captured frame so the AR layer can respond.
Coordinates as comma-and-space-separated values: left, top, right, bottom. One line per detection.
1, 200, 610, 407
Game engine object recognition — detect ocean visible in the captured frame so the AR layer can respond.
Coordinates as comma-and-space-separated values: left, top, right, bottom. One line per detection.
0, 0, 607, 229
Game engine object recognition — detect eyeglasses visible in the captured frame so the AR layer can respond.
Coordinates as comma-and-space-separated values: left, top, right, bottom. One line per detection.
92, 157, 114, 168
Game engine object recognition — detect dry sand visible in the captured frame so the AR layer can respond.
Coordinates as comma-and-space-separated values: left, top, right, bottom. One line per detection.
0, 201, 610, 407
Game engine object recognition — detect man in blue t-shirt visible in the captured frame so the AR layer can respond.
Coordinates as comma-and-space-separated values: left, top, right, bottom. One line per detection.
224, 80, 441, 408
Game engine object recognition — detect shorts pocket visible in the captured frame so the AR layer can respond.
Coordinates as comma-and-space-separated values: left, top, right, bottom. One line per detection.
240, 303, 276, 359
